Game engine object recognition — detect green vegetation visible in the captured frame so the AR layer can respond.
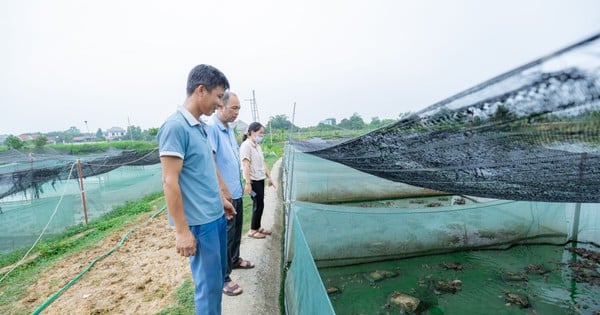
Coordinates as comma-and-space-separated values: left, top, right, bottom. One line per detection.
155, 279, 195, 315
4, 135, 24, 150
0, 192, 165, 313
47, 141, 157, 155
33, 135, 48, 148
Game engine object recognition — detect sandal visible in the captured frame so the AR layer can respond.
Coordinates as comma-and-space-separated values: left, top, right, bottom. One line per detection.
258, 228, 272, 235
247, 230, 266, 239
233, 258, 255, 269
223, 282, 243, 296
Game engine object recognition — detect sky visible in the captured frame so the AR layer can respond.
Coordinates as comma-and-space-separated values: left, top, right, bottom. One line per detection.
1, 0, 599, 135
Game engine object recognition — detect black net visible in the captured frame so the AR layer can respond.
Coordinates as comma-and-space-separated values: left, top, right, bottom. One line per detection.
0, 149, 159, 200
300, 33, 600, 203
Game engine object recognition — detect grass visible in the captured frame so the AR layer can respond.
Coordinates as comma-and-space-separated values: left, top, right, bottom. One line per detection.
0, 192, 165, 314
154, 279, 195, 315
48, 141, 157, 155
0, 141, 158, 155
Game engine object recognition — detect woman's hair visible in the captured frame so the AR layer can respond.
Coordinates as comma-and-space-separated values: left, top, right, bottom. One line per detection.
243, 122, 263, 141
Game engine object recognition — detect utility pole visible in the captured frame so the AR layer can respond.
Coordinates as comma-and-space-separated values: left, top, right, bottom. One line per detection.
245, 90, 260, 123
290, 102, 296, 142
84, 120, 90, 142
127, 117, 134, 142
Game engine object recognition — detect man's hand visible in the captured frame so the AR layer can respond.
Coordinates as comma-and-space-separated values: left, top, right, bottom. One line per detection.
223, 198, 236, 220
175, 228, 197, 257
221, 187, 232, 203
244, 182, 252, 195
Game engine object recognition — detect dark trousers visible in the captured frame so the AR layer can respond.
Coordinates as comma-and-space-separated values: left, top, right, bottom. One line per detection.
250, 179, 265, 231
225, 198, 243, 283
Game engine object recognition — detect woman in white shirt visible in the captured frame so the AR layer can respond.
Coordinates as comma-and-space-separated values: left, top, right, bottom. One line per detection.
239, 122, 275, 239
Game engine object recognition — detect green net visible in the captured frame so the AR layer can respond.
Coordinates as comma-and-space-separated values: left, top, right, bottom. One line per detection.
283, 149, 600, 314
0, 164, 162, 254
282, 32, 600, 314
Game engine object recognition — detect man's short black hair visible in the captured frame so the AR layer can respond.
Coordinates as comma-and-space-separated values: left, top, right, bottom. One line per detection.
186, 64, 230, 96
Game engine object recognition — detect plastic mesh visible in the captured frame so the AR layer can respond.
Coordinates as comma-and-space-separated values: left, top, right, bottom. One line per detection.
0, 164, 162, 253
0, 149, 159, 200
300, 33, 600, 203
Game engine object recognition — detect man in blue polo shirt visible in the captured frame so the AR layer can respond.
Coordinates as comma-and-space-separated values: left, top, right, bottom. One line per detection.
207, 91, 255, 297
158, 64, 236, 315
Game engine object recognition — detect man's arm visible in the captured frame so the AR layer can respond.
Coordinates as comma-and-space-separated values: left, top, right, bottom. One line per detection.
213, 153, 232, 203
214, 163, 235, 219
161, 156, 196, 257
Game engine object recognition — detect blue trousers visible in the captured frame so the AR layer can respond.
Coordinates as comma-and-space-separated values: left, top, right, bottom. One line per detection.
189, 215, 227, 315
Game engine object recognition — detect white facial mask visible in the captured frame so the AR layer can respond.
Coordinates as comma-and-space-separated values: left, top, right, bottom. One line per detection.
255, 135, 263, 144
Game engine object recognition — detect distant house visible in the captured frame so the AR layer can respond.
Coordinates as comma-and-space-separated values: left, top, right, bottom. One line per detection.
18, 134, 35, 141
105, 127, 126, 141
45, 136, 57, 145
319, 118, 336, 126
0, 134, 8, 144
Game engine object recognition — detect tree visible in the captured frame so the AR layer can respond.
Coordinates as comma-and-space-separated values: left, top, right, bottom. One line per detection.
339, 113, 365, 130
147, 127, 159, 137
4, 135, 24, 149
492, 105, 516, 122
96, 128, 104, 139
338, 118, 351, 129
125, 125, 144, 140
267, 115, 293, 130
33, 135, 48, 148
65, 126, 81, 134
370, 116, 382, 128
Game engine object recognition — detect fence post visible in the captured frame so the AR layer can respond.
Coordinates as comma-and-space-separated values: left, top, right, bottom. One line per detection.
77, 159, 89, 225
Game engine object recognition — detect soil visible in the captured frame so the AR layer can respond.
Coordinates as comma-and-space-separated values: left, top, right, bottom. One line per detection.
3, 160, 284, 315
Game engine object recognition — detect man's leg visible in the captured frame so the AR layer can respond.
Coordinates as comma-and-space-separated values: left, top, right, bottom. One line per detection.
224, 213, 236, 283
189, 215, 227, 315
231, 198, 243, 265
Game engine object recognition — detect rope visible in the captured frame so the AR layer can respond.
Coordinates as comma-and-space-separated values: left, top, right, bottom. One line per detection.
31, 204, 166, 315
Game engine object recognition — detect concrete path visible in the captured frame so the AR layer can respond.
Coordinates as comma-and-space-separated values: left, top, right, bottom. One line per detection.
222, 159, 284, 315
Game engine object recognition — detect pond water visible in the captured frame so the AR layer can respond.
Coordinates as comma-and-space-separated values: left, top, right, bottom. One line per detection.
320, 243, 600, 315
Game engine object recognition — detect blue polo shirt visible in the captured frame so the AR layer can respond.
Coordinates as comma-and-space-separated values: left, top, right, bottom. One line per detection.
157, 106, 223, 226
206, 115, 243, 199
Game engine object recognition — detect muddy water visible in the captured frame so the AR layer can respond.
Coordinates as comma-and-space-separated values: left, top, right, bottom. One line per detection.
320, 243, 600, 315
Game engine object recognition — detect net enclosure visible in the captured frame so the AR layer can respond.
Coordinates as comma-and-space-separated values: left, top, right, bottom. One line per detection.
299, 33, 600, 203
283, 33, 600, 314
0, 148, 159, 200
0, 148, 161, 253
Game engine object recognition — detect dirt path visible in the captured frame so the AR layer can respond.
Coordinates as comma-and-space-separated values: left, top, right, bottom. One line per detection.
7, 160, 283, 315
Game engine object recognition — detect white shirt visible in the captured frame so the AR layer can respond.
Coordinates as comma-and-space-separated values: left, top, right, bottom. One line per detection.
239, 139, 266, 181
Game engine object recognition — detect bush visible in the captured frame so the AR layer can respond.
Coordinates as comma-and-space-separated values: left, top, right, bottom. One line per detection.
4, 135, 24, 150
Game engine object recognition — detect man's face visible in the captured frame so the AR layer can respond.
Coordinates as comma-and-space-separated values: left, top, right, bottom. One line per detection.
198, 85, 225, 115
220, 95, 241, 123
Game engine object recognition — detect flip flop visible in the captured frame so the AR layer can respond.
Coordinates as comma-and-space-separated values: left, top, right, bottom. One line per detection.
223, 282, 243, 296
258, 228, 272, 235
233, 258, 255, 269
247, 230, 266, 239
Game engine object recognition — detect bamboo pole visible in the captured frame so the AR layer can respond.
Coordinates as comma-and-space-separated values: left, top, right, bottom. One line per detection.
77, 159, 89, 224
